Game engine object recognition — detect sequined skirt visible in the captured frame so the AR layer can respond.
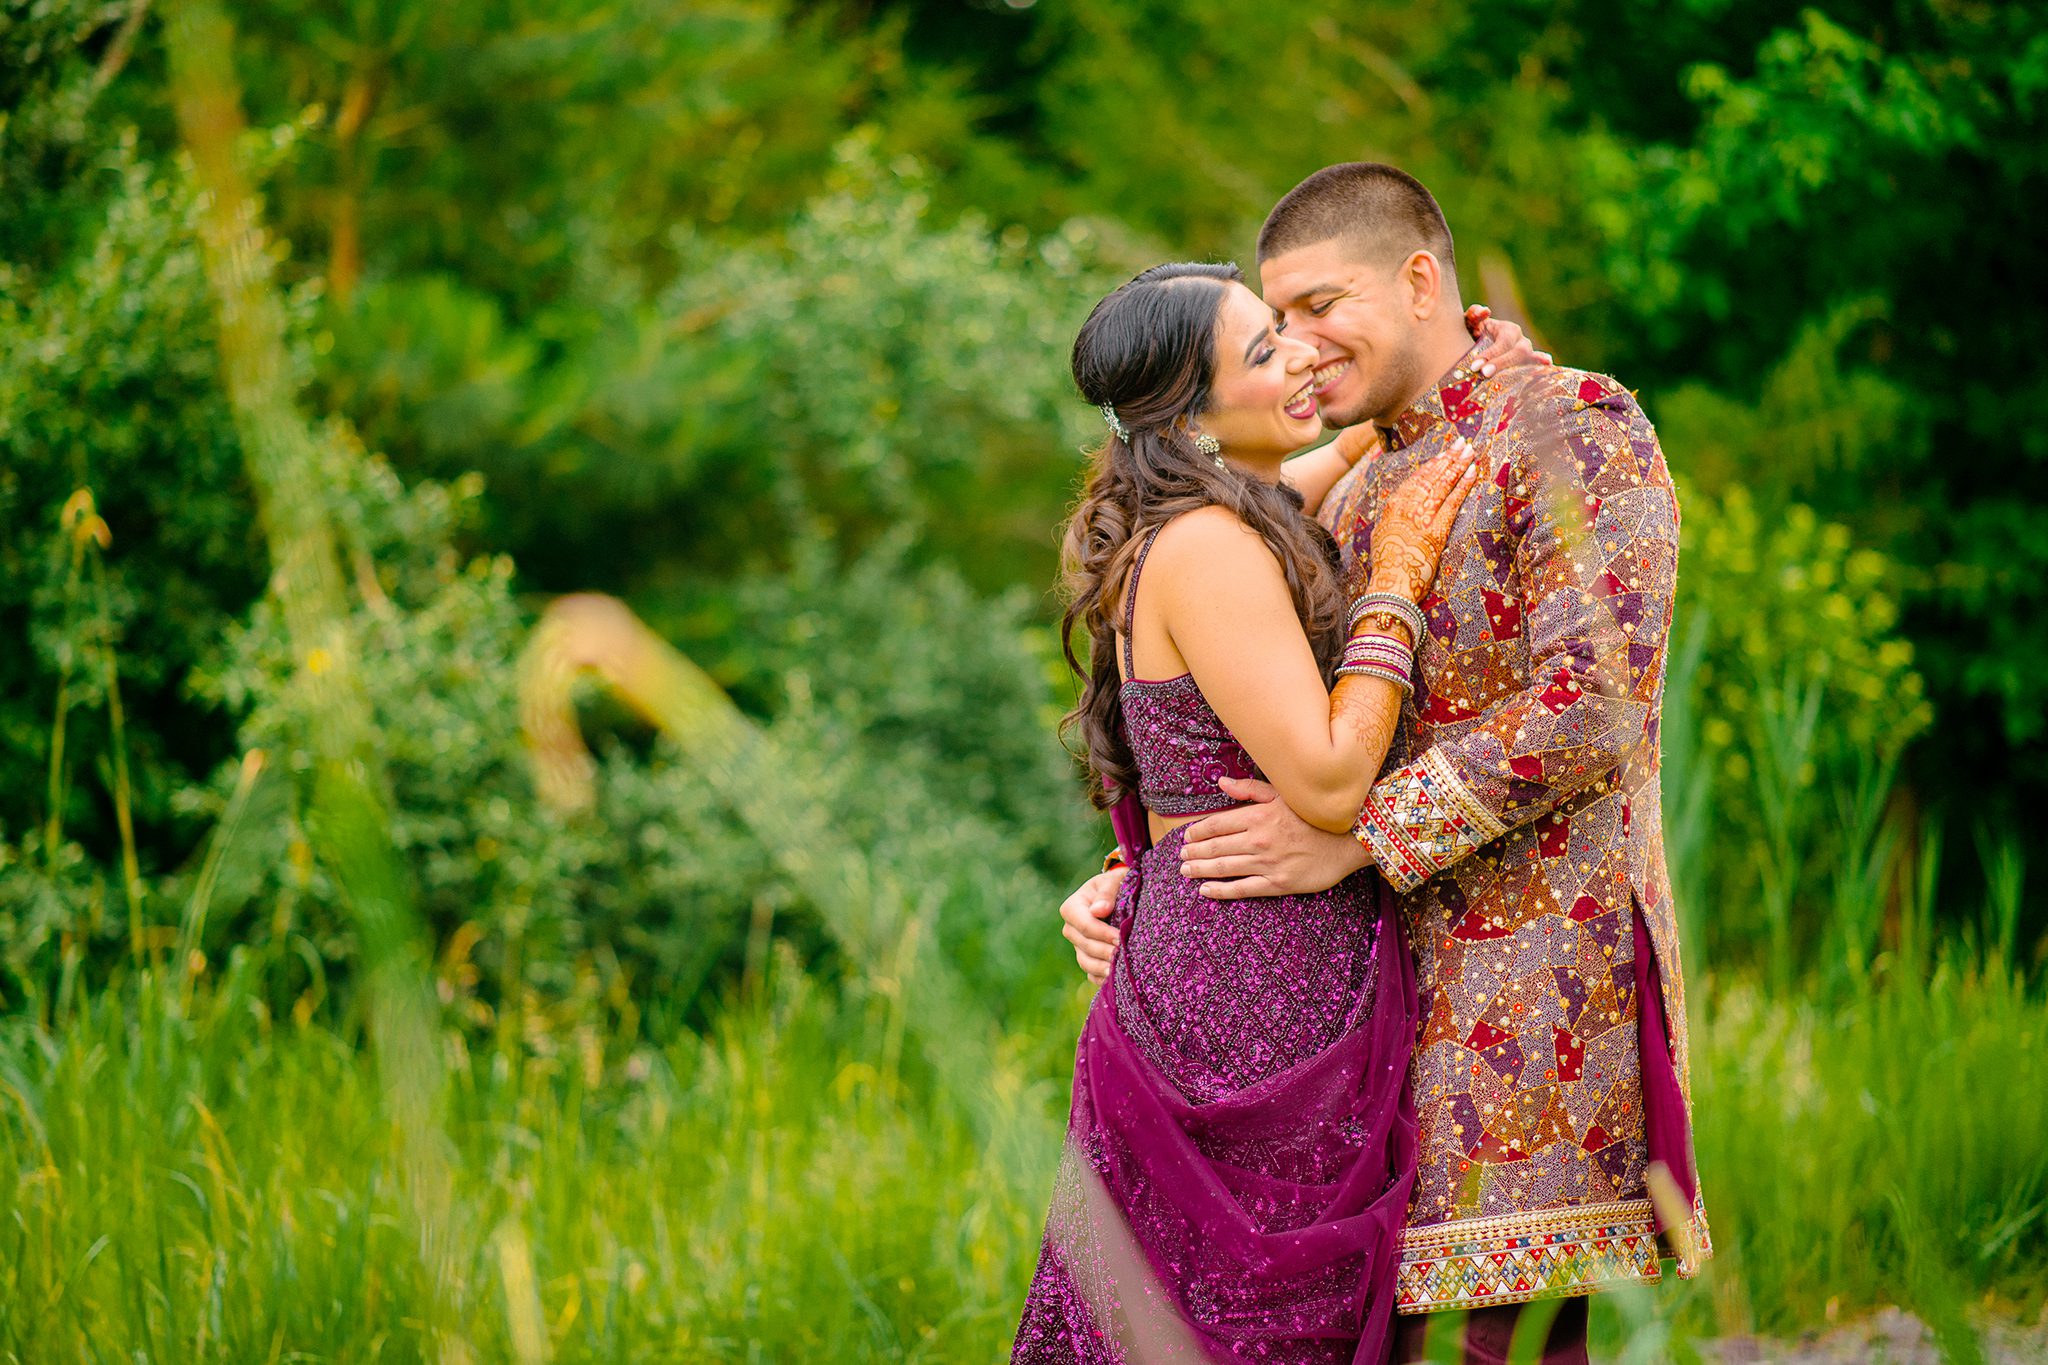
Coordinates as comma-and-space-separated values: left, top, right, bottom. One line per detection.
1113, 826, 1380, 1105
1013, 826, 1416, 1364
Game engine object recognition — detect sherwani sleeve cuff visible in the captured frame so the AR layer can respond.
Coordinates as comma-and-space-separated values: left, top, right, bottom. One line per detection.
1352, 746, 1509, 893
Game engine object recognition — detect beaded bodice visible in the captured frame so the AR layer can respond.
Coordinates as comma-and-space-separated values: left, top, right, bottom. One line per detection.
1118, 528, 1263, 816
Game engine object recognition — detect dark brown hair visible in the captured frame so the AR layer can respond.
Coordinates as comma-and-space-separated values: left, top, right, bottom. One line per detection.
1256, 162, 1456, 286
1059, 262, 1346, 809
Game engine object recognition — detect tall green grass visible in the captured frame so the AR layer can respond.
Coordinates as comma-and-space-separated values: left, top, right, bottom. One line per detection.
2, 912, 2040, 1361
1668, 946, 2048, 1355
0, 945, 1061, 1362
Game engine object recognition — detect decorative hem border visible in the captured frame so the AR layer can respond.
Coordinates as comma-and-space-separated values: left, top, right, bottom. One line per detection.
1354, 746, 1506, 893
1395, 1196, 1713, 1313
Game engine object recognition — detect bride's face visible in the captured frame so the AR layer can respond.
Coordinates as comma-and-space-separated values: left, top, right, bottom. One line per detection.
1200, 282, 1324, 460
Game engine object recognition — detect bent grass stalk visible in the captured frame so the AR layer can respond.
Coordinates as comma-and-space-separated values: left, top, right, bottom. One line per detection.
174, 749, 267, 1017
517, 592, 1056, 1191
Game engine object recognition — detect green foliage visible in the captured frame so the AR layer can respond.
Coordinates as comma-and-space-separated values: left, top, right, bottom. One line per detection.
1440, 1, 2048, 817
2, 926, 2041, 1359
158, 437, 1092, 1024
3, 2, 2046, 1351
318, 140, 1112, 601
0, 134, 262, 868
0, 949, 1053, 1361
1683, 486, 1926, 768
1665, 483, 1931, 973
228, 0, 1026, 309
1685, 949, 2048, 1339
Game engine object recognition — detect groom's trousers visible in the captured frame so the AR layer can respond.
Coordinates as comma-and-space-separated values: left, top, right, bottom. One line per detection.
1391, 1295, 1589, 1365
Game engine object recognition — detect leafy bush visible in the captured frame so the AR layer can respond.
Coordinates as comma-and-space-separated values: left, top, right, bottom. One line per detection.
319, 140, 1114, 601
0, 137, 264, 872
1662, 482, 1931, 974
158, 437, 1092, 1025
0, 87, 1105, 1020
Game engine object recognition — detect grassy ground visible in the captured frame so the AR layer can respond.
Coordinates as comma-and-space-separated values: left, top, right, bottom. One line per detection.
2, 931, 2042, 1363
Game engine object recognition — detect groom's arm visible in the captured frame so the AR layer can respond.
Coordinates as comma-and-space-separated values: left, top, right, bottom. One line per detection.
1352, 375, 1679, 891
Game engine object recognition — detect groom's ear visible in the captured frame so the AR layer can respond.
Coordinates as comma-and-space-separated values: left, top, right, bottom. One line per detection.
1399, 249, 1447, 321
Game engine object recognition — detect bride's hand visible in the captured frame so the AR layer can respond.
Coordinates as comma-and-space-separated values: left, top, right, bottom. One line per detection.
1465, 304, 1552, 375
1365, 439, 1481, 603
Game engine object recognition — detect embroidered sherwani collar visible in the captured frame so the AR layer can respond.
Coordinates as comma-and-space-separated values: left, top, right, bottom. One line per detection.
1377, 342, 1495, 453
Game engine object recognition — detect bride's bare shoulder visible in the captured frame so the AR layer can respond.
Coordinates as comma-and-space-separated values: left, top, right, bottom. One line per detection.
1151, 505, 1268, 554
1147, 506, 1285, 586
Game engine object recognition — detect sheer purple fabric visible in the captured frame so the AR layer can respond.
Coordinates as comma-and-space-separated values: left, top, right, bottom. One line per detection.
1014, 821, 1418, 1364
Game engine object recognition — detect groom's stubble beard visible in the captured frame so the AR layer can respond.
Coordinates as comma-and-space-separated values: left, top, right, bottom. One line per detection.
1323, 327, 1428, 432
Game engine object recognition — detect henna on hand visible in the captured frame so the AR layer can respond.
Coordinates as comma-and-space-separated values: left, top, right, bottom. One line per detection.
1364, 439, 1483, 603
1466, 304, 1552, 372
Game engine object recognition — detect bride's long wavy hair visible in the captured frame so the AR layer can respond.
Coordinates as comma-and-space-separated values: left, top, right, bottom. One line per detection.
1060, 262, 1347, 810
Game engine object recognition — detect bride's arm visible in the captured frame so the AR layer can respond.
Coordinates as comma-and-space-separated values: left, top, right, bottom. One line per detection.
1281, 425, 1378, 516
1154, 446, 1480, 832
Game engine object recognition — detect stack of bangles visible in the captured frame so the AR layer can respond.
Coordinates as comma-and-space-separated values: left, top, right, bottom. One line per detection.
1338, 591, 1425, 694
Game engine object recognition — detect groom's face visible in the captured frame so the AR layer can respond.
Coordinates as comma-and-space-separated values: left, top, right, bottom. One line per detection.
1259, 239, 1427, 431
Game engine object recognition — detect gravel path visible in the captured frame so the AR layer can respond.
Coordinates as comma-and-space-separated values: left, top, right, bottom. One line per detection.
1701, 1307, 2048, 1364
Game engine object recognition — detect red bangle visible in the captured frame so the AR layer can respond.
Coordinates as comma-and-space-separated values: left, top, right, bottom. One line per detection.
1102, 847, 1129, 873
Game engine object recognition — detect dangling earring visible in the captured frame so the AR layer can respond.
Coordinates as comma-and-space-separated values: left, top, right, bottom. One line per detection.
1194, 431, 1223, 468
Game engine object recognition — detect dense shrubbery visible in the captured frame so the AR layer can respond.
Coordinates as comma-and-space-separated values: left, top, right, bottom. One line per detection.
0, 137, 262, 867
316, 140, 1113, 600
1, 110, 1100, 1016
8, 378, 1095, 1023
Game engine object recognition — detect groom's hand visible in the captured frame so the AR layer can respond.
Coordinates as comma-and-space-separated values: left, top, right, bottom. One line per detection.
1060, 868, 1123, 985
1178, 777, 1372, 900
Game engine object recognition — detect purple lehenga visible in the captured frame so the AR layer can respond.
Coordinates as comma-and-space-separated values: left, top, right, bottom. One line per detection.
1014, 532, 1419, 1364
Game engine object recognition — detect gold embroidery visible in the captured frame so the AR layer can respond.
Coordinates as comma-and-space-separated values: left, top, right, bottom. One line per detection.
1397, 1198, 1714, 1312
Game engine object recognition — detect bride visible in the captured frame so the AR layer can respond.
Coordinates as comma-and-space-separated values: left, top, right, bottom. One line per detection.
1011, 261, 1488, 1363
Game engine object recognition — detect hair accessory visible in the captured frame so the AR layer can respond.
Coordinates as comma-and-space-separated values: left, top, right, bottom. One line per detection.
1100, 403, 1131, 441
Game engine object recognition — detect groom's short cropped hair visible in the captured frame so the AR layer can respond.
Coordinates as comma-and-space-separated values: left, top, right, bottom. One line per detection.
1257, 163, 1456, 283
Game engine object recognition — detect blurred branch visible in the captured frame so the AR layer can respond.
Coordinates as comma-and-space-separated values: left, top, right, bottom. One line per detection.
87, 0, 153, 100
160, 4, 471, 1359
1315, 21, 1430, 119
520, 593, 1056, 1187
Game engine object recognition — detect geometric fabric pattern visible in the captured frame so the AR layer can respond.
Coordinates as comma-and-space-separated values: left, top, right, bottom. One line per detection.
1321, 346, 1710, 1311
1356, 745, 1506, 893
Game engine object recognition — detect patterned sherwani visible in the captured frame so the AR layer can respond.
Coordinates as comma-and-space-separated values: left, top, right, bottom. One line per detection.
1319, 346, 1710, 1313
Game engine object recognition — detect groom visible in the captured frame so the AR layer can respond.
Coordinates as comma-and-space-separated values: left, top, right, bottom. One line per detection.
1057, 164, 1708, 1363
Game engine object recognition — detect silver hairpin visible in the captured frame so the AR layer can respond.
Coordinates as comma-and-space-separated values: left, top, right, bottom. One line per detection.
1100, 403, 1130, 441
